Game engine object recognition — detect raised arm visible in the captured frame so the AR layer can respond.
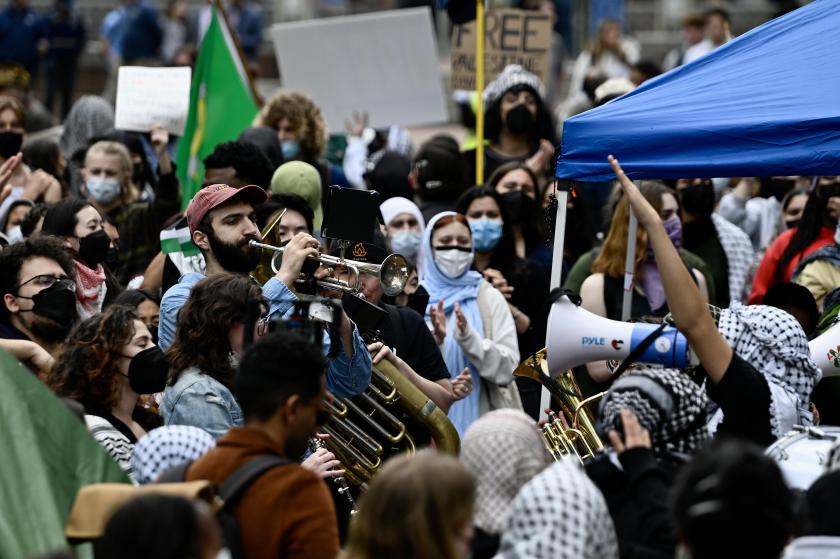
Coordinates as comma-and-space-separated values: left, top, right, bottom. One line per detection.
608, 156, 732, 383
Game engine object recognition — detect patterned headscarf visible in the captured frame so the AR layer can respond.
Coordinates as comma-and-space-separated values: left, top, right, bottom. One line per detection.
599, 367, 709, 457
131, 425, 216, 485
494, 458, 619, 559
717, 303, 820, 436
461, 409, 550, 534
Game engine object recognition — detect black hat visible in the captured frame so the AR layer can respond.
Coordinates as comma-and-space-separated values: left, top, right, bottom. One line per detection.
329, 228, 388, 265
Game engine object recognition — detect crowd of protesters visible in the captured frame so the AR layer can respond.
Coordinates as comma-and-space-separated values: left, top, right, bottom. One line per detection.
0, 1, 836, 559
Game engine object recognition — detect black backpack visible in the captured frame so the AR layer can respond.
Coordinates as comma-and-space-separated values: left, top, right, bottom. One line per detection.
158, 454, 292, 559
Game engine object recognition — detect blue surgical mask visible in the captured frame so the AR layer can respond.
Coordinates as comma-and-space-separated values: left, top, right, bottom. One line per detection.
468, 218, 503, 252
86, 176, 122, 205
389, 230, 421, 260
281, 140, 300, 160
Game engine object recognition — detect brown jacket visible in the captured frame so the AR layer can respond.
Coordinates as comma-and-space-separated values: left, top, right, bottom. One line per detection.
187, 427, 339, 559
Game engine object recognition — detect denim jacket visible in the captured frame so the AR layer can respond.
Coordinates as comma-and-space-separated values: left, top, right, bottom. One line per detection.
161, 367, 243, 439
159, 273, 372, 398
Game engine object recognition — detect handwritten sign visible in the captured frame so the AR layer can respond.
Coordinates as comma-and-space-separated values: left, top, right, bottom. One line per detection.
115, 66, 191, 135
450, 9, 552, 91
270, 7, 447, 130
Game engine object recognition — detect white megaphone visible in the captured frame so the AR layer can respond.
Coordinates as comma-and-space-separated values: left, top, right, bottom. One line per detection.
545, 295, 696, 376
809, 321, 840, 378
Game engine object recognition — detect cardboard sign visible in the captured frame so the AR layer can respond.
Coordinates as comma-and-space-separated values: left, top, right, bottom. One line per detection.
270, 7, 447, 131
115, 66, 192, 135
451, 9, 552, 91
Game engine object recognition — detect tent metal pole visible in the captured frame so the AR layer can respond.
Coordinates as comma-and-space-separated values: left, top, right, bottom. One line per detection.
475, 0, 485, 184
621, 209, 638, 322
549, 190, 568, 290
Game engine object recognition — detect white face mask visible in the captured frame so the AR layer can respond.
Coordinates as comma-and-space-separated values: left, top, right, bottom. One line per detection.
390, 230, 422, 260
5, 224, 22, 243
86, 176, 122, 204
434, 247, 473, 278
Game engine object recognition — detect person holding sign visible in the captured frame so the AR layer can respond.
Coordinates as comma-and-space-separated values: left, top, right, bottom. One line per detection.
462, 65, 557, 186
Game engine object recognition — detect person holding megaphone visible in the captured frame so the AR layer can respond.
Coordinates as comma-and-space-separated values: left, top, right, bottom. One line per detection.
607, 156, 819, 446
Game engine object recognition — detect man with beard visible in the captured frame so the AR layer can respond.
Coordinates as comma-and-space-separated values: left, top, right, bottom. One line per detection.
159, 183, 371, 398
0, 235, 79, 374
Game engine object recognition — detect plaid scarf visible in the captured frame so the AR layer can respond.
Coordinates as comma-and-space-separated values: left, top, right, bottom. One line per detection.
496, 458, 619, 559
461, 409, 550, 534
599, 367, 709, 457
711, 213, 755, 303
717, 303, 820, 437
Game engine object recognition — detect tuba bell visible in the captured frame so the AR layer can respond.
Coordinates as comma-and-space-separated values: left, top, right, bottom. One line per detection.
514, 348, 604, 463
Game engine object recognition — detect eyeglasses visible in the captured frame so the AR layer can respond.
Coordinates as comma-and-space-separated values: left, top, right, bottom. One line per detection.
14, 275, 75, 293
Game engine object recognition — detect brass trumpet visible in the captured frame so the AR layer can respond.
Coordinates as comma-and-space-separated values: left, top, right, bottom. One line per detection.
514, 348, 605, 463
249, 239, 410, 297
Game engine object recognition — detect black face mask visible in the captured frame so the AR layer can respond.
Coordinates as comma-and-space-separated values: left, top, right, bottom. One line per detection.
17, 282, 78, 341
500, 190, 536, 224
680, 183, 716, 217
819, 182, 840, 201
405, 284, 430, 317
759, 178, 795, 202
504, 104, 536, 135
78, 229, 111, 267
132, 165, 145, 187
207, 229, 260, 273
121, 346, 169, 394
785, 219, 801, 230
0, 131, 23, 159
105, 246, 119, 268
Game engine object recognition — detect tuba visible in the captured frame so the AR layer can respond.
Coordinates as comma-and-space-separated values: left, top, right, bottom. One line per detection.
321, 357, 460, 489
514, 348, 604, 463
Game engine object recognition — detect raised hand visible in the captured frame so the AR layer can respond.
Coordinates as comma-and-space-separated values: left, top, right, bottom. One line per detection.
608, 408, 652, 454
430, 299, 447, 345
454, 302, 468, 334
483, 267, 513, 299
608, 155, 660, 228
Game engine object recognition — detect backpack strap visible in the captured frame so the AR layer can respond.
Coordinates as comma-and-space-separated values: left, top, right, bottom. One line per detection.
218, 455, 293, 508
156, 461, 193, 483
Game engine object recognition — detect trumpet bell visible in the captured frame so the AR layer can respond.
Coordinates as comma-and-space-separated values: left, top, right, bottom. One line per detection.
379, 253, 410, 296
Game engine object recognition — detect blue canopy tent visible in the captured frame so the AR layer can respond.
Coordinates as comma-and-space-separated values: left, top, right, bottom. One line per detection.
555, 0, 840, 182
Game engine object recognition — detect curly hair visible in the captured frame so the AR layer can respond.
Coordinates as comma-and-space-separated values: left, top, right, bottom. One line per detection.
49, 305, 138, 415
166, 274, 264, 390
0, 234, 76, 321
256, 91, 327, 161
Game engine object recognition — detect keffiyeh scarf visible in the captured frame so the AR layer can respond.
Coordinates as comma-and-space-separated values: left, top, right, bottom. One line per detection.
461, 409, 550, 534
599, 367, 709, 457
717, 303, 820, 437
131, 425, 216, 485
494, 458, 619, 559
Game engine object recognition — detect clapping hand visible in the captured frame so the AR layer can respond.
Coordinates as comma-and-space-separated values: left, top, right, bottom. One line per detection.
430, 300, 447, 345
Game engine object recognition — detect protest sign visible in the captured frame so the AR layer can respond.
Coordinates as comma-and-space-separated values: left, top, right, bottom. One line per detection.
270, 7, 447, 131
451, 9, 552, 91
115, 66, 192, 135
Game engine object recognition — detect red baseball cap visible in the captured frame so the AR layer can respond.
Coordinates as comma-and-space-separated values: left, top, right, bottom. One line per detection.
185, 183, 268, 236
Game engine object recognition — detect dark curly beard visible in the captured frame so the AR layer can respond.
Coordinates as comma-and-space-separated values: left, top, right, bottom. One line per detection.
207, 229, 260, 273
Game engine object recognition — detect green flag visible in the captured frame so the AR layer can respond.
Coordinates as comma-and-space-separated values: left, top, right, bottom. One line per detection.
176, 6, 260, 210
0, 349, 129, 557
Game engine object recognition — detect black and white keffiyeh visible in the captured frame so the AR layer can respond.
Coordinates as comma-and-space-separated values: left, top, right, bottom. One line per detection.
717, 303, 821, 437
131, 425, 216, 485
494, 458, 619, 559
461, 409, 551, 535
711, 213, 755, 303
599, 368, 709, 457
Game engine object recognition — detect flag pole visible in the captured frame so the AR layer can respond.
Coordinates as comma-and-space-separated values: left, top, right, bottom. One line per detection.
475, 0, 485, 184
213, 0, 263, 107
